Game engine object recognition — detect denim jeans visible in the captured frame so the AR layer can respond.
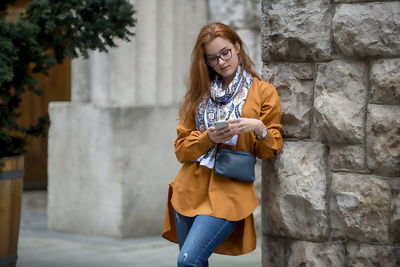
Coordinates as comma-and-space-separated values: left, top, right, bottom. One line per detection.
173, 209, 238, 267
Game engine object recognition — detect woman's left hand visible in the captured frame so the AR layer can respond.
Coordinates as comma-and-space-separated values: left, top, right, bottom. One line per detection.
227, 118, 266, 136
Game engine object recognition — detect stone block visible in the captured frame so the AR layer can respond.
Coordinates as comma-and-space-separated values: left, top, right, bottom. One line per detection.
262, 236, 345, 267
391, 178, 400, 244
330, 173, 389, 243
366, 104, 400, 176
262, 0, 332, 62
262, 235, 286, 267
209, 0, 261, 30
333, 3, 400, 58
330, 144, 366, 172
262, 63, 313, 139
347, 243, 400, 267
313, 59, 367, 144
262, 141, 328, 241
48, 103, 180, 238
370, 58, 400, 106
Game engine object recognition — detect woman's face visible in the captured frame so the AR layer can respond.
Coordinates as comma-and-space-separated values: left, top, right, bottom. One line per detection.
204, 37, 240, 84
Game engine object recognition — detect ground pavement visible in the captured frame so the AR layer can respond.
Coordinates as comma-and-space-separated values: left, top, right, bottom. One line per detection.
17, 191, 261, 267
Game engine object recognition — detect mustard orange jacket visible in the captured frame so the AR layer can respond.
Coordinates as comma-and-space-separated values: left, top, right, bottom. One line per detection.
162, 77, 283, 255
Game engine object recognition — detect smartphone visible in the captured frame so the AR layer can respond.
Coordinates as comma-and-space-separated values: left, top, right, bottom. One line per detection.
213, 121, 229, 130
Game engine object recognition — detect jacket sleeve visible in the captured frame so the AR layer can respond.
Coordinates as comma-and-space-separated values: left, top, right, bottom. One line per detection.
174, 116, 215, 164
254, 82, 283, 159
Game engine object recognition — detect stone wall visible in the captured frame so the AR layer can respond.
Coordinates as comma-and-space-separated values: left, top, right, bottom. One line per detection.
261, 0, 400, 266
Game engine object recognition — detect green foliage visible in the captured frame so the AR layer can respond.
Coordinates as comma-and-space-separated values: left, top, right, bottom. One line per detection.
0, 0, 136, 157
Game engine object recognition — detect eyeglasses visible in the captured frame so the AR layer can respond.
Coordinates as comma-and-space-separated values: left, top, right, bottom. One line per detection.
205, 49, 233, 67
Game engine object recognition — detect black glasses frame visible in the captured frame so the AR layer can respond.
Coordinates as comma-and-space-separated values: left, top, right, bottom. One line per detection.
205, 49, 233, 67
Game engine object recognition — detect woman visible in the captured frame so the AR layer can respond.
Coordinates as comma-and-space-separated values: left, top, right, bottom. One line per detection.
162, 22, 283, 267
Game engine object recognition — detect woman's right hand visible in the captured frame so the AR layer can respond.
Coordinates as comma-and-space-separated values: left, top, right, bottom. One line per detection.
207, 126, 235, 144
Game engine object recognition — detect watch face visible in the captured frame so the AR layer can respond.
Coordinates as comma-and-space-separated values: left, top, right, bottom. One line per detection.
256, 127, 268, 139
262, 128, 268, 138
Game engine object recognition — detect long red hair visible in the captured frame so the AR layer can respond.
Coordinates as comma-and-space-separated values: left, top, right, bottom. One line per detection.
179, 22, 260, 120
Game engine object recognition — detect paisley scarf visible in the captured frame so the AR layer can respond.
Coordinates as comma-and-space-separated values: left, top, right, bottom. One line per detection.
195, 65, 253, 168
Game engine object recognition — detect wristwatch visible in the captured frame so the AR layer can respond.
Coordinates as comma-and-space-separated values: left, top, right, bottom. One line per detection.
256, 126, 268, 140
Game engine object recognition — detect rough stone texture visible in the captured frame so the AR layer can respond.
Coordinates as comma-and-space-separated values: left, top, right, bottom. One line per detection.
262, 236, 346, 267
334, 0, 380, 2
330, 172, 389, 243
330, 144, 366, 172
209, 0, 261, 30
262, 0, 400, 265
48, 103, 181, 238
262, 63, 313, 139
366, 104, 400, 176
313, 59, 367, 144
262, 0, 332, 62
391, 179, 400, 244
370, 58, 400, 106
262, 235, 286, 267
263, 141, 328, 241
347, 243, 400, 267
333, 3, 400, 58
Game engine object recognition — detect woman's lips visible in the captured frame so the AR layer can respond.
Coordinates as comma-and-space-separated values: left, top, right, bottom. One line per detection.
221, 65, 229, 71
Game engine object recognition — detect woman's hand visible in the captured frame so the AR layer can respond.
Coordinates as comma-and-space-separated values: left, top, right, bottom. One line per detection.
207, 118, 266, 143
227, 118, 266, 136
207, 126, 236, 144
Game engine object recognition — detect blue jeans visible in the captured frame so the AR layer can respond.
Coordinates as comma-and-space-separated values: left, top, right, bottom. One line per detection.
173, 209, 238, 267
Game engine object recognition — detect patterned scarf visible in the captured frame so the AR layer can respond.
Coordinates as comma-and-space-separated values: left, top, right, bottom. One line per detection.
195, 65, 253, 168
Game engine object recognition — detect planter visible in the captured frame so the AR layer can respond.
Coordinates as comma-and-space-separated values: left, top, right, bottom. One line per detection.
0, 155, 24, 267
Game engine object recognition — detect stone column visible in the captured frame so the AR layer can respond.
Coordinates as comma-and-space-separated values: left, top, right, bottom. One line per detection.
48, 0, 207, 238
261, 0, 400, 266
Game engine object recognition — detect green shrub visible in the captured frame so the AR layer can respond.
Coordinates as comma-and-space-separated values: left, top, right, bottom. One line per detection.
0, 0, 136, 157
